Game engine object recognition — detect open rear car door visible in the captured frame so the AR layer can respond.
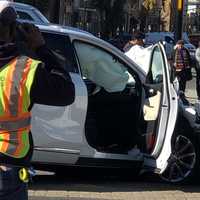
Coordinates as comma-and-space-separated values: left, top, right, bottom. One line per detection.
142, 43, 178, 174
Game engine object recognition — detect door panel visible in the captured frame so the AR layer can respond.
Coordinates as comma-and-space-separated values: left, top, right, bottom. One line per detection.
142, 46, 165, 153
144, 43, 178, 173
31, 73, 88, 164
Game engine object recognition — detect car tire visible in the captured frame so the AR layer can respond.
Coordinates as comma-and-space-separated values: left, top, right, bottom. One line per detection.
160, 133, 199, 184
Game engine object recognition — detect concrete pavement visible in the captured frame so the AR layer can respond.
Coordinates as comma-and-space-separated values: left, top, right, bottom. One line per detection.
185, 76, 198, 101
28, 171, 200, 200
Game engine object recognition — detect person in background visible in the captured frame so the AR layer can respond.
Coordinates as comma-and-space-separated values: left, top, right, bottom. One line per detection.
123, 31, 145, 53
0, 5, 75, 200
173, 40, 192, 92
195, 41, 200, 100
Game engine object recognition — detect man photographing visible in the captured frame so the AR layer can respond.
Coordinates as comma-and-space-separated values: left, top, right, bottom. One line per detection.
0, 4, 75, 200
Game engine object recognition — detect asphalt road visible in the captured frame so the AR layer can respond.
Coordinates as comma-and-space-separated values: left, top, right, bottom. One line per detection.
29, 76, 200, 200
28, 168, 200, 200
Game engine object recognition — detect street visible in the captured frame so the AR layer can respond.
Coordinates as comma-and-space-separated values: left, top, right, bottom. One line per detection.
28, 168, 200, 200
28, 77, 200, 200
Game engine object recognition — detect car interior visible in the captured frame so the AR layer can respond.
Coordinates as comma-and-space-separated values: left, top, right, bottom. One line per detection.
74, 41, 155, 154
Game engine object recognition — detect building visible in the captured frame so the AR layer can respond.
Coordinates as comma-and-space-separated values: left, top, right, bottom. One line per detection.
60, 0, 176, 35
59, 0, 74, 25
59, 0, 99, 34
124, 0, 141, 33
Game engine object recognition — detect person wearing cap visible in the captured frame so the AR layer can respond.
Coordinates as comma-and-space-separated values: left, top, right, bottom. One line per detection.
0, 5, 75, 200
173, 40, 192, 92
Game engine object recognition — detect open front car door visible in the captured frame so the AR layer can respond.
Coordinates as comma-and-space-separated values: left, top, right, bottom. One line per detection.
143, 43, 178, 174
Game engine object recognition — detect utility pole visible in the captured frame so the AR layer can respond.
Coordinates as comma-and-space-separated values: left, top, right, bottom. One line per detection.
174, 0, 184, 42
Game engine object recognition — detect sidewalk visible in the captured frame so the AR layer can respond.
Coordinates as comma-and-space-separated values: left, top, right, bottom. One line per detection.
185, 75, 197, 103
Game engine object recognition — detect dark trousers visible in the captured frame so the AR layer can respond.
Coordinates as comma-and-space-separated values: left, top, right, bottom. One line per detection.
176, 70, 187, 92
179, 77, 187, 92
0, 167, 28, 200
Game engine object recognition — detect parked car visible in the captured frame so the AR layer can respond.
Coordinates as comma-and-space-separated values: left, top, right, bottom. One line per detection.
21, 24, 200, 184
0, 0, 49, 24
145, 32, 196, 60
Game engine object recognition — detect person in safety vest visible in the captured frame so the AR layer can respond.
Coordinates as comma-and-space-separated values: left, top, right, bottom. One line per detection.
0, 4, 75, 200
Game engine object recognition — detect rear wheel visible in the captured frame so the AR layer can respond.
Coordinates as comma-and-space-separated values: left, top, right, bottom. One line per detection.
161, 134, 199, 183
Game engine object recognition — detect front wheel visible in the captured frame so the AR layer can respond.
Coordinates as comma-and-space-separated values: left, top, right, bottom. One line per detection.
161, 135, 199, 183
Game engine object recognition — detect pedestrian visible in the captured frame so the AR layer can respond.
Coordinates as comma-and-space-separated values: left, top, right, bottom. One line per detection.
123, 31, 145, 52
173, 40, 192, 92
0, 5, 75, 200
195, 41, 200, 100
125, 31, 151, 74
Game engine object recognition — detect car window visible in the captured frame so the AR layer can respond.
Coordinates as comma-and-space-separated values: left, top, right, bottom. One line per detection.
149, 46, 164, 84
74, 41, 134, 92
143, 46, 164, 125
17, 11, 34, 21
42, 32, 78, 73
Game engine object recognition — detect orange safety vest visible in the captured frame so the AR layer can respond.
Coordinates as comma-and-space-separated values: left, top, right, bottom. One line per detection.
0, 56, 40, 160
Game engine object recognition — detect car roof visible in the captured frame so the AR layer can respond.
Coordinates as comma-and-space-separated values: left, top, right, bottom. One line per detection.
38, 24, 95, 38
37, 24, 147, 79
146, 32, 173, 37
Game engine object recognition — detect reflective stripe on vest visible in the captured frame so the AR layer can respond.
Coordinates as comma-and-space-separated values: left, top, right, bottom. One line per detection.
0, 56, 40, 158
0, 116, 31, 131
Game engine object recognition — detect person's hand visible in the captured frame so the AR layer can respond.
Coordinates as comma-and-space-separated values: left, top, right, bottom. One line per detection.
18, 23, 45, 51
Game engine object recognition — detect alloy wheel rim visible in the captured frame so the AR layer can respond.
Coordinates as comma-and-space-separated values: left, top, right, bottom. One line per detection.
161, 135, 196, 183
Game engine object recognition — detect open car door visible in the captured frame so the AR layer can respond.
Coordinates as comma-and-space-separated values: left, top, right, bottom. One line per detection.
143, 43, 178, 174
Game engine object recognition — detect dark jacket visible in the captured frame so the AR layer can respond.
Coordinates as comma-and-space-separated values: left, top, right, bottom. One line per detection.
0, 42, 75, 166
173, 47, 191, 71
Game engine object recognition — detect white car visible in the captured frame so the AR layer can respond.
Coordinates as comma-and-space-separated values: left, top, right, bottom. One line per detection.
0, 0, 49, 24
24, 24, 199, 184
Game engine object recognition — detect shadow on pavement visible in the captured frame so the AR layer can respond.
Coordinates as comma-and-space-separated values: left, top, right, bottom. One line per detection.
29, 168, 200, 194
